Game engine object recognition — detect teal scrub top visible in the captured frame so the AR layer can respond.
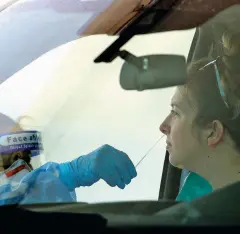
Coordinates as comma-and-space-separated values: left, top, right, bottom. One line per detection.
176, 172, 213, 202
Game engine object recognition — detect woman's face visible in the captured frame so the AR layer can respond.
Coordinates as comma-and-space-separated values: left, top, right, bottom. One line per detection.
0, 151, 33, 172
159, 87, 206, 169
0, 114, 33, 172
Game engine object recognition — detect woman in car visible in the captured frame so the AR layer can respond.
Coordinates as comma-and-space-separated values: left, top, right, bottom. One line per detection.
0, 113, 137, 205
160, 30, 240, 198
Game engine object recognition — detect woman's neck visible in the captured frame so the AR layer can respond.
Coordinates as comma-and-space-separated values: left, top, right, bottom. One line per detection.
197, 147, 240, 190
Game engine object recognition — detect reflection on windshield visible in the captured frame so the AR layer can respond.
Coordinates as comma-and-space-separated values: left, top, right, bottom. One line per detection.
0, 0, 113, 82
2, 3, 240, 206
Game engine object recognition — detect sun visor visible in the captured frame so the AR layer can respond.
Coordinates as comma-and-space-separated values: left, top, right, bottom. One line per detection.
81, 0, 153, 36
129, 0, 240, 34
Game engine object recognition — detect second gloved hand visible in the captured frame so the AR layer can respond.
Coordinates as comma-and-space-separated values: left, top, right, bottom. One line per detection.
58, 144, 137, 190
87, 144, 137, 189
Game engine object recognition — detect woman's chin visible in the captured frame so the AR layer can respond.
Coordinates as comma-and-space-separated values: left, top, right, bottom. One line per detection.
169, 153, 182, 168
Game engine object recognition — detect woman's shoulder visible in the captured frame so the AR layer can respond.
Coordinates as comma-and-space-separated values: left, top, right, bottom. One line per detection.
176, 172, 213, 202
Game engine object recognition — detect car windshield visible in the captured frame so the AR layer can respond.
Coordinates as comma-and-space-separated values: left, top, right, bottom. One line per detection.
0, 1, 239, 206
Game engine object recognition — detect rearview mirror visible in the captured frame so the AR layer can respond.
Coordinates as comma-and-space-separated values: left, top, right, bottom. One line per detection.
119, 51, 187, 91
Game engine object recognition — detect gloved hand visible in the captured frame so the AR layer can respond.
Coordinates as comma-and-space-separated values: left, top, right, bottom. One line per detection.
58, 144, 137, 190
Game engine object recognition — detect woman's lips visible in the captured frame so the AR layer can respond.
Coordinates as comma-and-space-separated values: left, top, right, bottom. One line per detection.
166, 141, 172, 150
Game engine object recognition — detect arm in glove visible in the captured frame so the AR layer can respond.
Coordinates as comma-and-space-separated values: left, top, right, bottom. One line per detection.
58, 144, 137, 191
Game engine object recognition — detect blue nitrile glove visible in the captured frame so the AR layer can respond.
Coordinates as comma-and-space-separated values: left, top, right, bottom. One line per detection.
0, 160, 77, 206
58, 144, 137, 190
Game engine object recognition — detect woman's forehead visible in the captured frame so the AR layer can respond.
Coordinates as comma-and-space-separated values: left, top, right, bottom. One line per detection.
171, 87, 196, 111
171, 87, 186, 105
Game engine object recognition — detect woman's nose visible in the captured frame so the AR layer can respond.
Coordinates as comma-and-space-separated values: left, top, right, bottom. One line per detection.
159, 119, 170, 135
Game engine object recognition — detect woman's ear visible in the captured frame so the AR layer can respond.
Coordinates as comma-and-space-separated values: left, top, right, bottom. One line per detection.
207, 120, 224, 148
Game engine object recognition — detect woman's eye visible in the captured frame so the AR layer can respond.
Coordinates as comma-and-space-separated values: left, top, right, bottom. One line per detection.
171, 110, 178, 116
